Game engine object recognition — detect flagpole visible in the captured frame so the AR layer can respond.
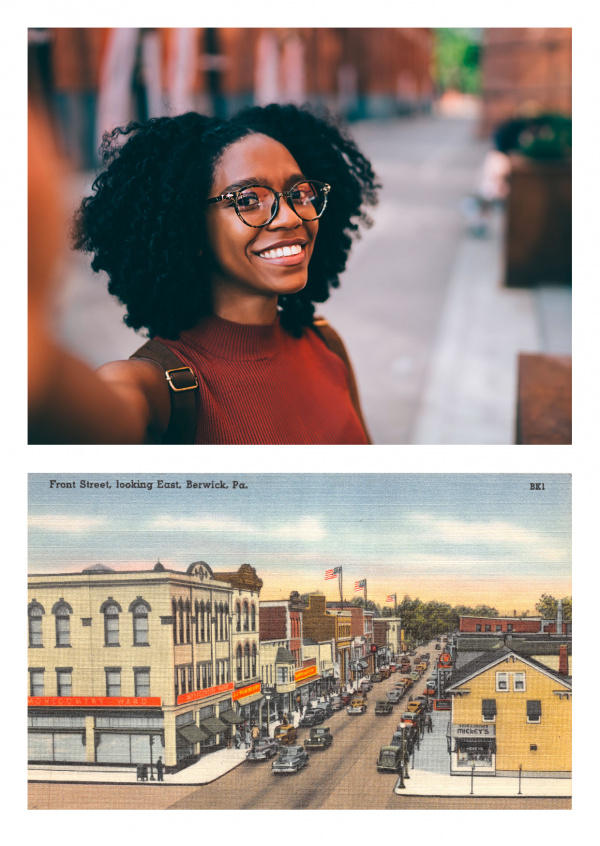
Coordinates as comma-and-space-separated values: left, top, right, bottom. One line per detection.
364, 580, 368, 607
340, 567, 343, 610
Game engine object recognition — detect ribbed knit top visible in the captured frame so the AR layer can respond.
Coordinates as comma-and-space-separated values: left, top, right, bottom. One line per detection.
156, 314, 369, 445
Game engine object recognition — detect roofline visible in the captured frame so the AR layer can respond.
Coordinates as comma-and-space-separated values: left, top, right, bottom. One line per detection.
446, 648, 572, 691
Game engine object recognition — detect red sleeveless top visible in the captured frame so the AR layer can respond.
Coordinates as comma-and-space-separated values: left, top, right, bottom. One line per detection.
156, 314, 369, 445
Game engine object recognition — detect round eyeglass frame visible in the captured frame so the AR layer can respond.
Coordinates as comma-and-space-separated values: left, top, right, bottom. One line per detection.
206, 180, 331, 228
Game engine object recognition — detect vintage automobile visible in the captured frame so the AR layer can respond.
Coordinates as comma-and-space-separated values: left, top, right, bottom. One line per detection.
359, 678, 373, 692
299, 708, 325, 727
313, 701, 333, 717
246, 737, 279, 761
272, 745, 309, 774
407, 700, 425, 714
380, 667, 391, 680
347, 696, 368, 715
385, 688, 403, 704
340, 691, 353, 705
375, 700, 394, 715
273, 723, 298, 745
417, 661, 428, 672
425, 683, 436, 696
389, 663, 397, 673
376, 744, 403, 773
370, 672, 383, 683
304, 726, 333, 749
412, 695, 432, 711
435, 643, 442, 650
399, 712, 418, 726
329, 695, 343, 711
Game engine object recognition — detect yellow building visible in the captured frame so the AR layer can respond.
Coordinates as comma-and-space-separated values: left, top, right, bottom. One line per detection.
446, 646, 571, 778
27, 561, 262, 772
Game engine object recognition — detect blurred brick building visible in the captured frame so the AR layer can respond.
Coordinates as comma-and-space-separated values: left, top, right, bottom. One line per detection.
478, 28, 572, 138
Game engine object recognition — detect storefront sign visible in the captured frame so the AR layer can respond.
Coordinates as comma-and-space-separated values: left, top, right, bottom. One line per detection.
28, 696, 162, 707
295, 665, 317, 682
451, 724, 495, 738
177, 682, 234, 706
233, 682, 261, 701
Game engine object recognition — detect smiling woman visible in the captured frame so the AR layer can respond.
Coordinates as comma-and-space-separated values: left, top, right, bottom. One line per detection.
30, 103, 379, 445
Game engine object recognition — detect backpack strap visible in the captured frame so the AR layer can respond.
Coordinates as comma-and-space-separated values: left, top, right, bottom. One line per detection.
312, 317, 372, 444
130, 340, 198, 445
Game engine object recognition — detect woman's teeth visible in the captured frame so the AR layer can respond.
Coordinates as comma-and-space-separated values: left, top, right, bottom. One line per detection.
259, 244, 303, 259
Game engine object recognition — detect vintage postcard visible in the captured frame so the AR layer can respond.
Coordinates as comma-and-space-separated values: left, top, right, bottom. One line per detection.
27, 472, 571, 810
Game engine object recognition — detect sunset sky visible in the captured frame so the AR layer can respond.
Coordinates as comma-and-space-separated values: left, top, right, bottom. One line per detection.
28, 473, 571, 615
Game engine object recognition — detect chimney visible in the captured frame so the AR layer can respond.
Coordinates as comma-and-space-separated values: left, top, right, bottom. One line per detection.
558, 644, 568, 675
556, 599, 563, 634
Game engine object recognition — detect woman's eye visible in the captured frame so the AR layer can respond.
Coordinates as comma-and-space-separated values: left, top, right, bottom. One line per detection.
237, 192, 261, 208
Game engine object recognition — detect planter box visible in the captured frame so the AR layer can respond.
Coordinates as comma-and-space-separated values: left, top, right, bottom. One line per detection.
505, 155, 571, 287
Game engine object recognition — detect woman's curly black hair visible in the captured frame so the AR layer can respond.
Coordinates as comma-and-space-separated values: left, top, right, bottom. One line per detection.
73, 103, 380, 338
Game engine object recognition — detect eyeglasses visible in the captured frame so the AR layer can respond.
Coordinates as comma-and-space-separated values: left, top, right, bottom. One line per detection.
207, 180, 331, 228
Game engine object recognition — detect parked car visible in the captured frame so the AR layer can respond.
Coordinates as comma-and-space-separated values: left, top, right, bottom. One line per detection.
380, 668, 391, 680
375, 700, 394, 715
386, 688, 402, 704
407, 700, 425, 714
376, 744, 403, 773
330, 695, 343, 711
425, 683, 436, 696
359, 679, 373, 692
304, 726, 333, 749
370, 673, 383, 683
435, 644, 441, 650
340, 691, 353, 705
412, 695, 432, 711
347, 697, 368, 715
299, 709, 325, 727
273, 723, 298, 745
399, 712, 418, 726
389, 663, 397, 673
272, 745, 309, 774
314, 701, 333, 717
246, 737, 279, 761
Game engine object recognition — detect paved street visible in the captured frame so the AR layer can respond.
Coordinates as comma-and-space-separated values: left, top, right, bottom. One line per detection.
28, 640, 570, 810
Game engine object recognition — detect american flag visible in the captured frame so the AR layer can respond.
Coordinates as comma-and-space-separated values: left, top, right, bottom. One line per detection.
354, 579, 366, 592
386, 594, 396, 603
324, 567, 342, 580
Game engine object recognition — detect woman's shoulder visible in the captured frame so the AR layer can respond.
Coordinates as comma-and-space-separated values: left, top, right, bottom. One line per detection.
97, 356, 172, 441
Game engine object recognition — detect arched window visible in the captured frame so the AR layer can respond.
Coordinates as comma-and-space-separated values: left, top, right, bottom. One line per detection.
243, 601, 249, 632
219, 602, 224, 641
252, 643, 257, 677
236, 602, 241, 632
194, 601, 200, 643
178, 599, 184, 644
172, 598, 178, 644
53, 601, 72, 647
185, 600, 191, 644
101, 600, 121, 646
199, 600, 205, 641
244, 643, 250, 678
224, 604, 229, 640
236, 644, 243, 681
206, 602, 212, 641
251, 604, 256, 632
131, 600, 150, 646
28, 602, 44, 648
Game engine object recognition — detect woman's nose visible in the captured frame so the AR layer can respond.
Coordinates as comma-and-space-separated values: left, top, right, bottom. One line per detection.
268, 195, 301, 228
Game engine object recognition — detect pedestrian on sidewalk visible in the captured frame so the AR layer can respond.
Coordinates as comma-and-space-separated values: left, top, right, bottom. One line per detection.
426, 714, 433, 733
156, 756, 164, 781
36, 104, 379, 446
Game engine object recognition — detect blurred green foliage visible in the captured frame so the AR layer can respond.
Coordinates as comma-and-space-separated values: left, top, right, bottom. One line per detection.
434, 28, 482, 94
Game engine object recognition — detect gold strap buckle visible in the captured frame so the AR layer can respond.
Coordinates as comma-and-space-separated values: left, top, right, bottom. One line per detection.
165, 366, 198, 392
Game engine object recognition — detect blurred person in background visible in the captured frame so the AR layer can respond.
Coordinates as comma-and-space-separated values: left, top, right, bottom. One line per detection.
30, 104, 379, 444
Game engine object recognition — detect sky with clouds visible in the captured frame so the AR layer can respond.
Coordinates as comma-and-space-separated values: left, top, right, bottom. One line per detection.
28, 473, 571, 613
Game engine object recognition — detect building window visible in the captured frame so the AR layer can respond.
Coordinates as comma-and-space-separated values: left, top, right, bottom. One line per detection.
236, 603, 241, 632
105, 668, 121, 697
57, 669, 72, 697
276, 665, 288, 684
199, 601, 205, 641
527, 700, 541, 723
224, 604, 229, 640
482, 698, 496, 722
178, 599, 184, 644
507, 624, 513, 632
496, 672, 509, 691
188, 665, 194, 691
252, 644, 257, 677
475, 624, 481, 632
53, 602, 72, 647
172, 599, 178, 644
134, 668, 150, 697
484, 624, 491, 632
28, 603, 44, 647
219, 602, 224, 641
236, 645, 242, 681
30, 669, 44, 696
513, 672, 526, 692
185, 601, 191, 644
244, 643, 250, 678
102, 602, 120, 646
495, 624, 502, 632
243, 601, 249, 632
132, 602, 149, 646
251, 604, 256, 631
